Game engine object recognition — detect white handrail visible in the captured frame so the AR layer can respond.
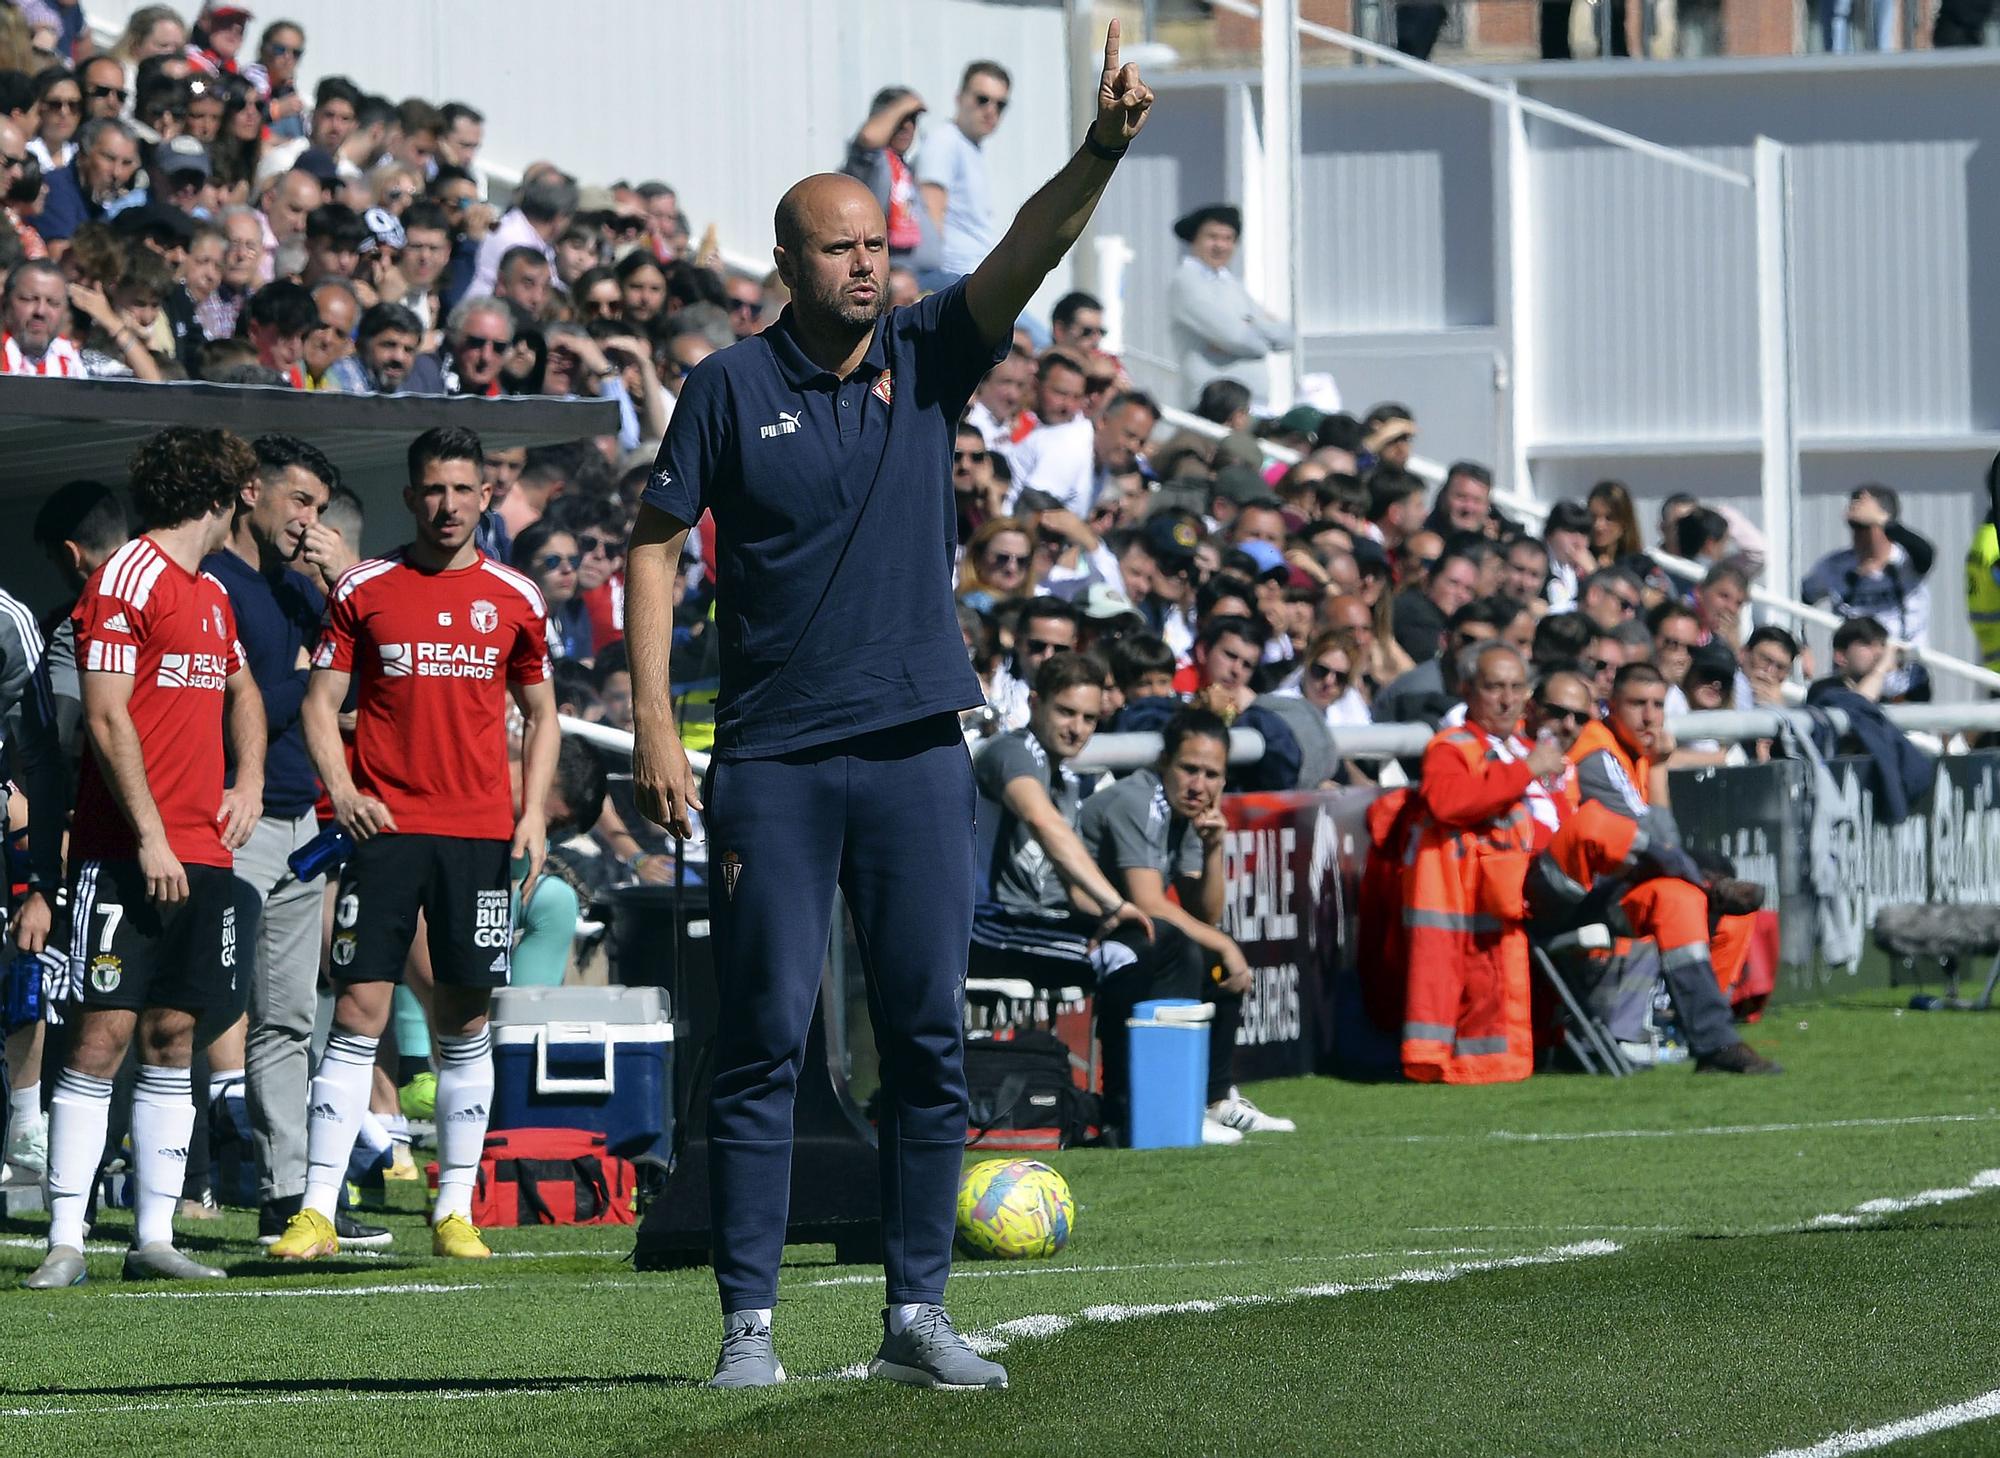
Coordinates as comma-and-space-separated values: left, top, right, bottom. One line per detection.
1326, 701, 2000, 759
565, 704, 2000, 767
1205, 0, 1751, 190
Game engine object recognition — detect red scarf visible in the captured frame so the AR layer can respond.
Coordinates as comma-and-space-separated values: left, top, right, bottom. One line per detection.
885, 150, 922, 252
1, 333, 80, 375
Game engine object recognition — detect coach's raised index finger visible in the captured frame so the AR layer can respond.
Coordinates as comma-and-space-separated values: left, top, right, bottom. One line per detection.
1104, 16, 1120, 78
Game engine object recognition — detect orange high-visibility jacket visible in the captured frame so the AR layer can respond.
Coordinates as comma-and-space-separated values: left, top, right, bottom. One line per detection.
1552, 722, 1753, 999
1399, 722, 1539, 1084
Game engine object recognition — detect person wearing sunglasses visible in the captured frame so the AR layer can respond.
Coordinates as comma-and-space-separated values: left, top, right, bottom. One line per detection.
950, 420, 1006, 536
77, 56, 130, 124
1523, 669, 1594, 762
1049, 289, 1108, 358
29, 69, 83, 173
1259, 629, 1357, 790
1577, 565, 1645, 634
914, 59, 1011, 287
957, 516, 1038, 611
511, 520, 591, 662
404, 293, 512, 397
244, 22, 308, 138
982, 597, 1078, 731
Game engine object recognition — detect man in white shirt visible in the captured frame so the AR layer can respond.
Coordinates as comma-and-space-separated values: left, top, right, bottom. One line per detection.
966, 346, 1033, 450
1009, 390, 1158, 519
917, 60, 1010, 284
1166, 204, 1288, 409
470, 174, 577, 298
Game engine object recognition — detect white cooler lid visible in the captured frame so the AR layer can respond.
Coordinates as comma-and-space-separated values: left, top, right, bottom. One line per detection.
493, 1020, 673, 1046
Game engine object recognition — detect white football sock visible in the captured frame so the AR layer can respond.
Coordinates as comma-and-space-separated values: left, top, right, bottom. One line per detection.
8, 1080, 40, 1126
355, 1108, 392, 1159
887, 1302, 928, 1335
302, 1030, 377, 1220
724, 1308, 774, 1334
45, 1069, 112, 1251
132, 1065, 194, 1247
431, 1028, 493, 1224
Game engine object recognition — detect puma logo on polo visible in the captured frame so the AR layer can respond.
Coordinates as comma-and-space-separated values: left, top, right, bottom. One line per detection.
758, 410, 802, 440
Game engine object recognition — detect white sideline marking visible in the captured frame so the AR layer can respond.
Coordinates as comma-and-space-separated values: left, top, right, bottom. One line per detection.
1762, 1388, 2000, 1457
109, 1282, 483, 1301
1396, 1114, 2000, 1145
0, 1384, 601, 1420
1803, 1169, 2000, 1229
816, 1240, 1625, 1380
796, 1248, 1494, 1289
1415, 1224, 1684, 1235
9, 1168, 1996, 1418
338, 1246, 614, 1262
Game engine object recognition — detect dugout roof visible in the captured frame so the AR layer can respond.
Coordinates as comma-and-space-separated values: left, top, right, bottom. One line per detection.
0, 376, 617, 612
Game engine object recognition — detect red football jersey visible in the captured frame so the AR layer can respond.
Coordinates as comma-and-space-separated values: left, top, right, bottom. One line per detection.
71, 536, 244, 869
315, 551, 550, 841
582, 573, 623, 652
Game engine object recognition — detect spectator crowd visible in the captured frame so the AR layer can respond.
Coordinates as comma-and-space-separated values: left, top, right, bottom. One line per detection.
0, 4, 1960, 1207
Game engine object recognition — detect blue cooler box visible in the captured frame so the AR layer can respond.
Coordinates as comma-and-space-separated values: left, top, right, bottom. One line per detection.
1126, 998, 1213, 1149
489, 986, 674, 1162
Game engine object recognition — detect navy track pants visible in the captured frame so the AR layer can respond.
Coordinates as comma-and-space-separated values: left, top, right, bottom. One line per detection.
703, 713, 972, 1311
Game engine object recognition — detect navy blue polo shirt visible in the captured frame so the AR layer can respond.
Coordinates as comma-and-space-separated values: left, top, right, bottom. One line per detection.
643, 280, 1004, 760
203, 549, 326, 818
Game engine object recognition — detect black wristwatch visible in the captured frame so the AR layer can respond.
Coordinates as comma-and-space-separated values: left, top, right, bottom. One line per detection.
1083, 125, 1129, 161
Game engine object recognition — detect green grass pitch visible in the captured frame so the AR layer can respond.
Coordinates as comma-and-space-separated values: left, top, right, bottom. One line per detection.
2, 996, 1997, 1457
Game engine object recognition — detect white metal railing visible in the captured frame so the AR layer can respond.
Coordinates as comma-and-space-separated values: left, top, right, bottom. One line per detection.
565, 705, 2000, 771
1206, 0, 1752, 190
562, 716, 1269, 774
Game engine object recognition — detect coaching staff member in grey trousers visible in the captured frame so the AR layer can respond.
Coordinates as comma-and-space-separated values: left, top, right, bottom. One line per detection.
625, 26, 1155, 1391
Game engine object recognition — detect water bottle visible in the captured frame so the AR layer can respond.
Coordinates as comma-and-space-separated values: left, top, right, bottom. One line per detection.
287, 824, 354, 883
2, 950, 41, 1032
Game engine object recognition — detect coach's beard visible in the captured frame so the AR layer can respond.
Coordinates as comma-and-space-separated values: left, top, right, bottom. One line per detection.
808, 279, 886, 332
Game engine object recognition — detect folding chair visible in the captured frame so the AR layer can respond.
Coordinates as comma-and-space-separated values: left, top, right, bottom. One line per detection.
1873, 905, 2000, 1011
1529, 925, 1640, 1077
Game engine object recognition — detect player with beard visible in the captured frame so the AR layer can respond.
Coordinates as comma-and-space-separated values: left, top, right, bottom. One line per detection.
626, 25, 1156, 1390
268, 426, 561, 1262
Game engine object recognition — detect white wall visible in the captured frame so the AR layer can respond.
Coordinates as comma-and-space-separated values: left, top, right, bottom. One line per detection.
89, 0, 1074, 282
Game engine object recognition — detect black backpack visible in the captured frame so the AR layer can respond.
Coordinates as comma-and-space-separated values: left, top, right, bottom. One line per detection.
963, 1031, 1095, 1150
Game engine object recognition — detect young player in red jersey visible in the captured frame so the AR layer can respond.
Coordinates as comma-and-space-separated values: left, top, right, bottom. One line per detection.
25, 428, 268, 1291
275, 426, 559, 1261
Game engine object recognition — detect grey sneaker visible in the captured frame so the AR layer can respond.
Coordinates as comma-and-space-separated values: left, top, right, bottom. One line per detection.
22, 1245, 86, 1289
708, 1312, 785, 1389
868, 1306, 1009, 1390
122, 1242, 226, 1281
